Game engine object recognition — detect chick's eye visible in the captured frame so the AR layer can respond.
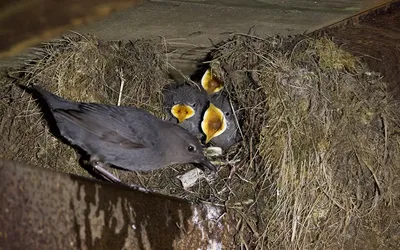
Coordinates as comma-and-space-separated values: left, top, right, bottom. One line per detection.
188, 145, 195, 152
225, 112, 230, 117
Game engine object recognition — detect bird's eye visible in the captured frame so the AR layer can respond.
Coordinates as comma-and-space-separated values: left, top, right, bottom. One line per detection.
188, 145, 196, 152
192, 103, 196, 108
225, 111, 230, 117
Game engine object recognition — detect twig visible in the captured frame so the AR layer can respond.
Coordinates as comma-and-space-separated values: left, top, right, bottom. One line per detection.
116, 67, 125, 106
229, 97, 245, 140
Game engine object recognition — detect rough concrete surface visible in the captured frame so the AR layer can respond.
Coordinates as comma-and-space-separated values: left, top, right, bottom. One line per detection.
0, 159, 234, 250
78, 0, 383, 47
0, 0, 384, 70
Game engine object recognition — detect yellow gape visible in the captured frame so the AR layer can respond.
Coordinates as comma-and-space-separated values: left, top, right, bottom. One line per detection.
201, 103, 227, 143
201, 69, 224, 94
171, 104, 195, 123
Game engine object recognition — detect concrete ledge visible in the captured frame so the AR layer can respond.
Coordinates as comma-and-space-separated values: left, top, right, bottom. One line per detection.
0, 159, 234, 250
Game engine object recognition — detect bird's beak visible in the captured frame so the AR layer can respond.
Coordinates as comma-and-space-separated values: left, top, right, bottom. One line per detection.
201, 103, 227, 143
171, 104, 195, 123
199, 157, 217, 172
201, 69, 224, 94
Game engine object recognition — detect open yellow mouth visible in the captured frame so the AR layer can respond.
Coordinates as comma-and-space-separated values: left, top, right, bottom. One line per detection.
201, 69, 224, 95
171, 104, 195, 123
201, 103, 227, 143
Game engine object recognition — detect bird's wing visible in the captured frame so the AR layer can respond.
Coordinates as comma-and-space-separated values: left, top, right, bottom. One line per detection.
54, 103, 157, 149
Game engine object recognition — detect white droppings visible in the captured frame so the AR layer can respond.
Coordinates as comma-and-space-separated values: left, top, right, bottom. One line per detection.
192, 207, 200, 224
203, 204, 221, 221
191, 207, 205, 239
191, 204, 225, 242
131, 224, 136, 230
89, 185, 105, 246
77, 186, 87, 247
110, 197, 124, 234
140, 221, 152, 250
207, 239, 222, 250
131, 185, 152, 193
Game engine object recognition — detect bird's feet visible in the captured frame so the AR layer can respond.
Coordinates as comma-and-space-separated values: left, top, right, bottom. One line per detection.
89, 158, 122, 184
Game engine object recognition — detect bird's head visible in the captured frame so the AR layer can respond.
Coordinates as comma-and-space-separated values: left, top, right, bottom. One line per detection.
163, 124, 217, 172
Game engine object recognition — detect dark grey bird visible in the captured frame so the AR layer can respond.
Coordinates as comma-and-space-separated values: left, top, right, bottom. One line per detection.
29, 85, 216, 183
163, 84, 209, 139
204, 93, 242, 150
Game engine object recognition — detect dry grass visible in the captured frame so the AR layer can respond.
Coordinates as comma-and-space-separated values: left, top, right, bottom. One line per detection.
208, 35, 400, 249
1, 34, 171, 179
1, 33, 400, 249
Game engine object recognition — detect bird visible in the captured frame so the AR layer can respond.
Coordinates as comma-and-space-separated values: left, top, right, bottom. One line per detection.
29, 84, 217, 183
163, 70, 242, 150
205, 93, 242, 149
201, 69, 224, 95
163, 84, 209, 139
201, 103, 226, 144
199, 69, 242, 149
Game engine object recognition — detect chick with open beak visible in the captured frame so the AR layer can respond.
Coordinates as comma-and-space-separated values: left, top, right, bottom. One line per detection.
163, 84, 209, 139
171, 104, 195, 123
200, 69, 243, 149
208, 93, 243, 149
201, 103, 227, 143
201, 69, 224, 95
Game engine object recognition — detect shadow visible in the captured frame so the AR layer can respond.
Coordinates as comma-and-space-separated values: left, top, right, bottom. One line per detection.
190, 52, 213, 83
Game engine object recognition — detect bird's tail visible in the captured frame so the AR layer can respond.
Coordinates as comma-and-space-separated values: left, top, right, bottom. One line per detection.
29, 84, 75, 110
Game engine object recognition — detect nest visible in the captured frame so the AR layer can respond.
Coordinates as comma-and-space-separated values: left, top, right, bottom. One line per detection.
1, 33, 400, 249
